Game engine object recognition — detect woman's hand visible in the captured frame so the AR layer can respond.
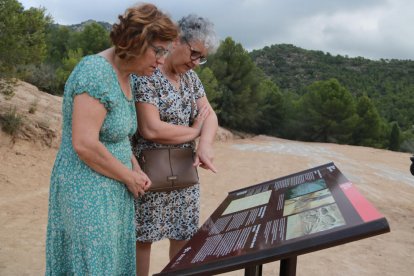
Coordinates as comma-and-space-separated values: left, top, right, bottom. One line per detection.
125, 170, 152, 198
191, 105, 210, 132
194, 141, 218, 173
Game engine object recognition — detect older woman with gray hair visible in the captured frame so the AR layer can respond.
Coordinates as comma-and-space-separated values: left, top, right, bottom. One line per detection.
130, 14, 219, 275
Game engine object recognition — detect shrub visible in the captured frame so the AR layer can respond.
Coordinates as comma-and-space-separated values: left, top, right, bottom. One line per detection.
0, 78, 17, 99
20, 63, 61, 95
0, 106, 24, 136
28, 98, 39, 114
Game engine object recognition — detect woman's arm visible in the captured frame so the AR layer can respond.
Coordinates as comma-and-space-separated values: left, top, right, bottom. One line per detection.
136, 102, 209, 144
131, 154, 141, 172
197, 96, 218, 146
72, 93, 150, 197
193, 96, 219, 173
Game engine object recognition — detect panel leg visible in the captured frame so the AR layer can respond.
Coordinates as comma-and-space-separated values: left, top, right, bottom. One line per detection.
244, 264, 263, 276
279, 256, 297, 276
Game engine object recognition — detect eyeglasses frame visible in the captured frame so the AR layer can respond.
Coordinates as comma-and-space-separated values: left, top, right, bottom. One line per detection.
149, 43, 170, 59
183, 37, 207, 65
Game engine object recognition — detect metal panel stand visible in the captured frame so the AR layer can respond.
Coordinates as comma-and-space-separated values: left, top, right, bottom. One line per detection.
279, 256, 297, 276
245, 264, 263, 276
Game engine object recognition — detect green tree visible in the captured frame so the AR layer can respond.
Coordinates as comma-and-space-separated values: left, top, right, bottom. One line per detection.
299, 78, 358, 143
55, 48, 83, 93
0, 0, 51, 77
208, 37, 265, 132
255, 78, 284, 135
389, 122, 401, 151
71, 22, 110, 55
353, 95, 383, 147
45, 25, 73, 64
195, 66, 221, 112
278, 91, 302, 139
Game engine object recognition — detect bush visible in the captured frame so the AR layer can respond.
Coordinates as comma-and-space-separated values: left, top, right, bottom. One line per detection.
400, 129, 414, 153
28, 98, 39, 114
400, 139, 414, 153
0, 106, 24, 136
20, 63, 61, 95
0, 78, 17, 99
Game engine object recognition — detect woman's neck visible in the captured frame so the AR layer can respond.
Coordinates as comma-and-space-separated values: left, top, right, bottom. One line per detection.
161, 61, 180, 82
110, 49, 131, 80
100, 48, 132, 97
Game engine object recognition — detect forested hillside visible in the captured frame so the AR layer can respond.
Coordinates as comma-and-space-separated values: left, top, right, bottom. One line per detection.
250, 44, 414, 131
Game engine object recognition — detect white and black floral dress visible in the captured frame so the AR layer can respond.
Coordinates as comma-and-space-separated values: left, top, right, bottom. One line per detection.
131, 68, 205, 242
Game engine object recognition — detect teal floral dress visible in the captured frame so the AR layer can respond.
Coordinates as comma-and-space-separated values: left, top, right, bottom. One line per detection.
45, 55, 137, 275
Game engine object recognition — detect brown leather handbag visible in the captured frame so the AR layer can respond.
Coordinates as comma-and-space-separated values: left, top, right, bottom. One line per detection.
138, 148, 199, 192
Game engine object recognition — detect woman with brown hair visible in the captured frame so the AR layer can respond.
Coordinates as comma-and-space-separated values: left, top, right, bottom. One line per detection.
45, 4, 177, 275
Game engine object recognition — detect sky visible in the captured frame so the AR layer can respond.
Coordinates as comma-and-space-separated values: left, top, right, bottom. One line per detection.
19, 0, 414, 60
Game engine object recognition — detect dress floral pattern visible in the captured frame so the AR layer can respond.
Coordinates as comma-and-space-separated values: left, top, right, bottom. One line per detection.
45, 55, 137, 275
131, 68, 205, 242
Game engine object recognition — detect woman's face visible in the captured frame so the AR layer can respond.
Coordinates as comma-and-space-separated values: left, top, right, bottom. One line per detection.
132, 39, 171, 76
170, 38, 208, 74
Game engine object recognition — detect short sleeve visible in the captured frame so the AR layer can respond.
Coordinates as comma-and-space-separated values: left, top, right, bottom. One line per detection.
67, 56, 117, 111
131, 73, 159, 107
187, 70, 206, 99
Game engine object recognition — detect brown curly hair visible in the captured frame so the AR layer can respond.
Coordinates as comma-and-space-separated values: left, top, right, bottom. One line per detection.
110, 3, 178, 59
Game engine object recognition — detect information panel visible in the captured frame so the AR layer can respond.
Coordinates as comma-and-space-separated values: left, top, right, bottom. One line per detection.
155, 163, 390, 276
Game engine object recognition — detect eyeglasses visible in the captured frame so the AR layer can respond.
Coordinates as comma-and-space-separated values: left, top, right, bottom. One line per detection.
183, 38, 207, 65
149, 43, 170, 59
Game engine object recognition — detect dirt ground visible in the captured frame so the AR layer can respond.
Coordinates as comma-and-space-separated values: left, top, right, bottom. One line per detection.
1, 82, 413, 275
1, 133, 413, 275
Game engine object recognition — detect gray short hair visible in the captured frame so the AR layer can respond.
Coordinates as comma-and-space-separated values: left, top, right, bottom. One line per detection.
178, 14, 219, 54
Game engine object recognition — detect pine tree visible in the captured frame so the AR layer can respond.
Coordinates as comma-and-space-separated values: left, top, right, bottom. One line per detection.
208, 37, 268, 132
195, 67, 221, 112
299, 78, 358, 143
353, 95, 383, 147
0, 0, 51, 77
389, 122, 401, 151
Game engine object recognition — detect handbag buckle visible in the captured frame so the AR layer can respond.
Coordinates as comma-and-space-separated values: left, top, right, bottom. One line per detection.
167, 175, 178, 181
